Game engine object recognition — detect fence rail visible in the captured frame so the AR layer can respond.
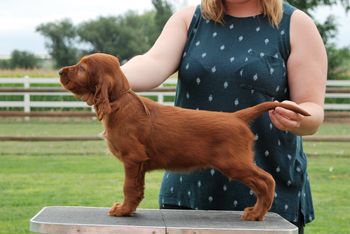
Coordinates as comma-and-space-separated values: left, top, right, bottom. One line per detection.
0, 77, 177, 112
324, 80, 350, 111
1, 134, 349, 143
0, 77, 349, 112
0, 77, 349, 143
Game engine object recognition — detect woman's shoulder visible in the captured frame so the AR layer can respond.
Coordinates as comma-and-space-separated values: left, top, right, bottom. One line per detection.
290, 8, 319, 39
279, 2, 320, 57
283, 2, 315, 29
291, 9, 317, 28
172, 5, 198, 31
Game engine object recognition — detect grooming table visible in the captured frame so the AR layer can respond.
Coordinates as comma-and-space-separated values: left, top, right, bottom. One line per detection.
30, 206, 298, 234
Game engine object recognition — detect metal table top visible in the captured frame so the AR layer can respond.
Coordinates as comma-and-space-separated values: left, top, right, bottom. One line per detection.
30, 206, 298, 234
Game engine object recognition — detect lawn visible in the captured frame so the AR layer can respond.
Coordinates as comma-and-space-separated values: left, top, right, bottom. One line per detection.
0, 119, 349, 234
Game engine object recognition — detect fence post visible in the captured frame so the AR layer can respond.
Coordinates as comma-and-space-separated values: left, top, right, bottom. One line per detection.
158, 93, 164, 105
24, 76, 30, 120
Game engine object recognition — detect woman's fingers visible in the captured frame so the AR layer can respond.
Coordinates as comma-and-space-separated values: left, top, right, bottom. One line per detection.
269, 107, 303, 132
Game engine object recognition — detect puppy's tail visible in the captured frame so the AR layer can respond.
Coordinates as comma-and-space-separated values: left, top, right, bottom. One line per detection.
234, 101, 311, 124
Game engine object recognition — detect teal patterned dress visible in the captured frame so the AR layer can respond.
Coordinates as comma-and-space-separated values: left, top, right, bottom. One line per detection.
159, 2, 314, 225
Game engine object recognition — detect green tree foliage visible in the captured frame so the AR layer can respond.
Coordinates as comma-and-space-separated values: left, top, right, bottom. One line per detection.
36, 19, 79, 68
78, 11, 156, 61
0, 51, 40, 69
327, 46, 350, 80
78, 0, 173, 61
288, 0, 350, 80
0, 59, 10, 69
9, 50, 40, 69
36, 1, 173, 65
152, 0, 173, 42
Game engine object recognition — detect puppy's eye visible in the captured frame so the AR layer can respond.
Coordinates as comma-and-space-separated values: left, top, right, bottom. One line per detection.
79, 65, 86, 72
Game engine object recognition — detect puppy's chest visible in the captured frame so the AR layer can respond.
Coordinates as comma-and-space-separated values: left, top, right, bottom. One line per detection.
101, 115, 151, 160
102, 130, 122, 159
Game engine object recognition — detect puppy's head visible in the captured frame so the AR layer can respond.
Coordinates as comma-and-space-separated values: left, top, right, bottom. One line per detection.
59, 53, 129, 120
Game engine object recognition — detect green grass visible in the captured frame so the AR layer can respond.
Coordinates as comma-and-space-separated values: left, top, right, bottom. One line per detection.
0, 119, 349, 233
307, 155, 350, 233
0, 155, 163, 234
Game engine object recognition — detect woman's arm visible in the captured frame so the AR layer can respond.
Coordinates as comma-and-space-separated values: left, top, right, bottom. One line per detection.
121, 6, 196, 92
269, 10, 327, 136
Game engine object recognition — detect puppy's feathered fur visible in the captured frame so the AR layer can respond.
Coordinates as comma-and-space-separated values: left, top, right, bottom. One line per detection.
59, 53, 310, 221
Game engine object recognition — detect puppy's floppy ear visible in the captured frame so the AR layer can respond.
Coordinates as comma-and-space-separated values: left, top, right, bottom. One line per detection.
94, 80, 111, 121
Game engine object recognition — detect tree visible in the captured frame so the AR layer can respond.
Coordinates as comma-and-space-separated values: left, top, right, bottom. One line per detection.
77, 1, 173, 61
36, 19, 79, 68
288, 0, 350, 80
78, 12, 155, 61
0, 59, 10, 69
9, 50, 40, 69
327, 46, 350, 80
152, 0, 173, 42
36, 1, 174, 63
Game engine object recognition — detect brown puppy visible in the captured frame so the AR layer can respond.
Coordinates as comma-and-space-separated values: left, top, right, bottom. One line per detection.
59, 53, 310, 221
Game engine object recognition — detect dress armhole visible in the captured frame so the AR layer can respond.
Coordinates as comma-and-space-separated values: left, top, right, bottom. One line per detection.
280, 2, 297, 61
186, 5, 201, 37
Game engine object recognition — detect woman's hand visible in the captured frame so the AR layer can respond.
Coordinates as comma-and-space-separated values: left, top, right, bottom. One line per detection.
269, 100, 304, 133
269, 100, 324, 136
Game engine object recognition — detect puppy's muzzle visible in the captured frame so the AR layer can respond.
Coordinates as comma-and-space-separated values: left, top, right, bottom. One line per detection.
58, 68, 65, 76
58, 68, 70, 85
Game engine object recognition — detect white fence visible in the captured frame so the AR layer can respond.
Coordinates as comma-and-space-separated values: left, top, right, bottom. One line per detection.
0, 76, 177, 112
324, 80, 350, 110
0, 77, 350, 112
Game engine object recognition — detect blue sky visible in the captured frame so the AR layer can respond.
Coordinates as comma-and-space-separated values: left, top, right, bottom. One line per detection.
0, 0, 349, 57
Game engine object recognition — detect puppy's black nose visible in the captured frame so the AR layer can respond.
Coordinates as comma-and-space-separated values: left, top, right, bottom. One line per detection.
58, 68, 64, 76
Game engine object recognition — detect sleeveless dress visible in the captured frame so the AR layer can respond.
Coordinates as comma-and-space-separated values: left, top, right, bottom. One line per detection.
159, 2, 314, 224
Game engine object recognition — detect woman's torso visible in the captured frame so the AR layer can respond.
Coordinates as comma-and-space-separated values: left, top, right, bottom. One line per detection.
159, 2, 314, 224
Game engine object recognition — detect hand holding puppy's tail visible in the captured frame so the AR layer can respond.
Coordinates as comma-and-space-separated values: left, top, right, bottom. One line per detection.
234, 101, 311, 123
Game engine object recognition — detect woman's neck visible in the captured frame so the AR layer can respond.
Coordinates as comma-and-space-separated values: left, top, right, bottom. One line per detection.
223, 0, 262, 18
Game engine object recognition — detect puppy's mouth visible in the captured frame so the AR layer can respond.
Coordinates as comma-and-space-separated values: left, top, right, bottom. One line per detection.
59, 70, 71, 86
58, 68, 94, 106
60, 76, 69, 86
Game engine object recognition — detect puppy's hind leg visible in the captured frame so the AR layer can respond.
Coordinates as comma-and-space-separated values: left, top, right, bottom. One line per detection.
215, 153, 275, 221
239, 165, 275, 221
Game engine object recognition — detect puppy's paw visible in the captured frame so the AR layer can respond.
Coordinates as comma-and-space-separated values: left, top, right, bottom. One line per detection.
108, 202, 132, 217
241, 207, 265, 221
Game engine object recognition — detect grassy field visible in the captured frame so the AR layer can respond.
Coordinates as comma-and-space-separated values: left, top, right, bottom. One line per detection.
0, 119, 349, 234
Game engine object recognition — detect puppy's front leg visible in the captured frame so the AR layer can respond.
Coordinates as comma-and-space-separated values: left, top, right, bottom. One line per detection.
109, 161, 145, 216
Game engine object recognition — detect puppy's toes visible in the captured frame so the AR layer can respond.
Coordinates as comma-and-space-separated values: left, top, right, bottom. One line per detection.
108, 202, 132, 217
241, 207, 265, 221
108, 203, 124, 216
